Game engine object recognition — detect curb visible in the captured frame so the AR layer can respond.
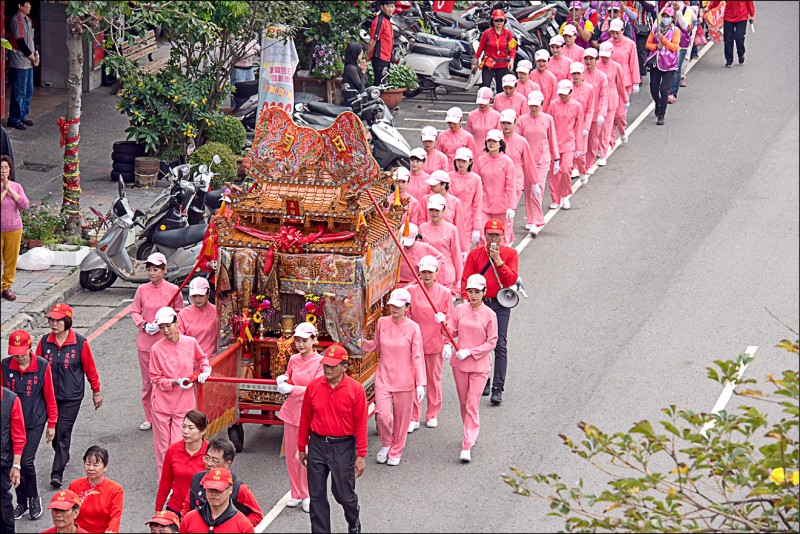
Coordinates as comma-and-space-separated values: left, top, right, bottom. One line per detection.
1, 269, 84, 335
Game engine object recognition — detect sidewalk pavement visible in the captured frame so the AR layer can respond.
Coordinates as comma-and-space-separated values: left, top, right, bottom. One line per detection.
0, 267, 81, 334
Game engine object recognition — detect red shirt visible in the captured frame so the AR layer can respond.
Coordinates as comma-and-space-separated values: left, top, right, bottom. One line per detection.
155, 440, 209, 512
69, 477, 124, 533
2, 387, 27, 456
460, 244, 519, 300
369, 13, 394, 61
708, 1, 755, 22
475, 27, 517, 68
179, 507, 255, 533
298, 374, 368, 457
41, 528, 89, 533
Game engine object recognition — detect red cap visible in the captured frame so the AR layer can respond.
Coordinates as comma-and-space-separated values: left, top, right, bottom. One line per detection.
7, 330, 32, 355
48, 490, 81, 510
484, 219, 505, 235
46, 303, 73, 320
146, 510, 181, 527
201, 468, 234, 491
492, 9, 506, 20
320, 344, 349, 366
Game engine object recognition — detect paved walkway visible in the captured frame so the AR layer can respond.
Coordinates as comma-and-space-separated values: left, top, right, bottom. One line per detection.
1, 265, 75, 327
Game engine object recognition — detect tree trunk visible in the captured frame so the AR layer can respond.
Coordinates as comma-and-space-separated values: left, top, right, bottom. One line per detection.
62, 18, 84, 237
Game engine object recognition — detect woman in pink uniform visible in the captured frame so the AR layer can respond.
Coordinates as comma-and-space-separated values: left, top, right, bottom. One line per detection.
568, 61, 595, 184
516, 91, 559, 232
421, 170, 467, 252
596, 40, 629, 159
362, 288, 425, 466
389, 167, 422, 225
149, 306, 211, 475
397, 223, 444, 287
530, 49, 558, 113
514, 60, 540, 99
443, 274, 497, 463
492, 75, 529, 117
178, 277, 217, 358
547, 35, 573, 81
407, 148, 431, 205
436, 107, 477, 169
581, 48, 609, 171
499, 109, 537, 244
548, 79, 584, 210
608, 18, 640, 144
419, 194, 463, 297
130, 252, 184, 432
448, 147, 484, 252
473, 129, 516, 246
406, 255, 455, 432
276, 322, 323, 513
465, 87, 500, 150
420, 127, 449, 174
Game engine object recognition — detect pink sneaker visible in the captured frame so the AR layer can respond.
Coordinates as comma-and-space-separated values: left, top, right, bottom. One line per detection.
667, 94, 676, 104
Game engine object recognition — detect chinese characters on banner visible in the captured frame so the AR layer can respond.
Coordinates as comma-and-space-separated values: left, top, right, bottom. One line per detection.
257, 27, 299, 116
432, 1, 456, 13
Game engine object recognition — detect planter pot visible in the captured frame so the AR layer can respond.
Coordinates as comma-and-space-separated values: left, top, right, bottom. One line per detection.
380, 88, 406, 109
25, 239, 44, 249
48, 245, 93, 266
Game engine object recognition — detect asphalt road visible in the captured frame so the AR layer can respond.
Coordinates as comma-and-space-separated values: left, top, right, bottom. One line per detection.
11, 3, 800, 532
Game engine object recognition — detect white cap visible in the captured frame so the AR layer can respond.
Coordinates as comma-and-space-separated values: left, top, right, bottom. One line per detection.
549, 35, 565, 47
516, 59, 533, 73
426, 170, 450, 186
417, 255, 439, 272
445, 107, 463, 123
528, 90, 544, 106
599, 41, 614, 57
609, 18, 624, 31
426, 193, 447, 210
420, 126, 438, 141
534, 49, 550, 61
584, 47, 598, 58
475, 86, 493, 104
454, 147, 473, 161
146, 252, 168, 266
570, 61, 585, 74
154, 306, 177, 325
557, 79, 573, 95
499, 108, 517, 123
486, 129, 503, 142
563, 24, 577, 35
393, 167, 411, 181
294, 322, 318, 338
465, 274, 487, 290
188, 277, 210, 296
501, 74, 517, 87
401, 222, 419, 247
410, 147, 427, 160
386, 287, 412, 307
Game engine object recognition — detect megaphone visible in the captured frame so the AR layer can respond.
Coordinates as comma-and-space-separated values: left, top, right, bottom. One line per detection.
496, 287, 519, 308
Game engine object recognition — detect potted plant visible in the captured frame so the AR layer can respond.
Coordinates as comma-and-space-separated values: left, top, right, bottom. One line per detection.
381, 64, 420, 109
20, 194, 66, 250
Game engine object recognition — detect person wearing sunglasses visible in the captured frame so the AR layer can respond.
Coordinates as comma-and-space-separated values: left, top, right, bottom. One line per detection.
473, 9, 518, 90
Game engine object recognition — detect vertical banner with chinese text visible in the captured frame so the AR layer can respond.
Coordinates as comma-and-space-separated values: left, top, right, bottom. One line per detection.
257, 27, 299, 115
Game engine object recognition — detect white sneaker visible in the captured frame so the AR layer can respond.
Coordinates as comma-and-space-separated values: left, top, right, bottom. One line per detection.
460, 450, 471, 462
530, 224, 544, 236
549, 202, 559, 209
426, 418, 438, 428
586, 166, 595, 175
139, 421, 152, 431
302, 498, 310, 513
560, 197, 571, 210
407, 421, 420, 433
376, 446, 389, 464
571, 168, 579, 178
287, 498, 302, 508
580, 174, 589, 185
596, 157, 607, 166
621, 134, 629, 144
386, 457, 401, 466
524, 223, 532, 230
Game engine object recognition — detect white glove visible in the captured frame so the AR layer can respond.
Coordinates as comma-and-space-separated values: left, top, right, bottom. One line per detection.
276, 374, 289, 385
553, 160, 560, 174
442, 344, 453, 360
632, 84, 640, 95
277, 382, 294, 395
197, 371, 211, 384
533, 183, 542, 199
575, 150, 582, 158
471, 229, 480, 245
582, 129, 589, 137
144, 322, 159, 335
624, 101, 630, 109
456, 349, 470, 360
416, 385, 426, 402
505, 209, 515, 220
597, 115, 605, 126
177, 377, 193, 390
434, 312, 446, 323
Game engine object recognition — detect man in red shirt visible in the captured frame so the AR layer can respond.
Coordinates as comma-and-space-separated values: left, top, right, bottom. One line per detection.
707, 0, 755, 67
41, 489, 86, 533
1, 386, 26, 534
179, 468, 253, 533
299, 345, 368, 534
146, 510, 180, 533
366, 0, 396, 86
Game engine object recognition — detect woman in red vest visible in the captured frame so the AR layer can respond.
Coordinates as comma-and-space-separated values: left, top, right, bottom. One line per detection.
473, 9, 518, 91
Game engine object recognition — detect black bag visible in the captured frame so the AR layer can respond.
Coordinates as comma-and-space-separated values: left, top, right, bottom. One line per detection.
644, 52, 657, 70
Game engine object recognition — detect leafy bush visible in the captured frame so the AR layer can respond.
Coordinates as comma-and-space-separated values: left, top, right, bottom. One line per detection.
21, 194, 67, 242
299, 1, 372, 71
386, 64, 419, 91
205, 114, 248, 155
188, 142, 237, 190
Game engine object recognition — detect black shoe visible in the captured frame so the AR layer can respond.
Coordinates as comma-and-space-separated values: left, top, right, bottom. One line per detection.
21, 118, 34, 127
9, 121, 26, 130
14, 501, 28, 520
50, 475, 62, 489
725, 63, 733, 68
482, 380, 491, 397
348, 519, 362, 533
656, 116, 665, 126
28, 496, 42, 520
738, 56, 745, 65
490, 388, 503, 405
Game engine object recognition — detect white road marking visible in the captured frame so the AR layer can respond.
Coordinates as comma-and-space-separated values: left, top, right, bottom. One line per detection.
700, 346, 757, 438
407, 99, 478, 105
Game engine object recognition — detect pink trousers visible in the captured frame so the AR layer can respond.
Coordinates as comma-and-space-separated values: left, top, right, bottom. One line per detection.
412, 352, 443, 423
551, 151, 575, 204
452, 367, 490, 451
610, 87, 631, 145
525, 162, 549, 226
152, 408, 183, 475
574, 130, 589, 174
283, 423, 309, 500
600, 105, 619, 158
138, 349, 154, 424
375, 388, 414, 460
586, 120, 603, 169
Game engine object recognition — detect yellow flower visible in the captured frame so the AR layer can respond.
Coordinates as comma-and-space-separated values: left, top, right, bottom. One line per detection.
190, 100, 197, 107
666, 488, 677, 496
670, 464, 688, 475
131, 97, 136, 102
306, 313, 317, 325
137, 81, 143, 87
320, 12, 331, 23
202, 97, 207, 104
171, 78, 177, 83
793, 471, 799, 486
769, 467, 786, 485
204, 118, 210, 125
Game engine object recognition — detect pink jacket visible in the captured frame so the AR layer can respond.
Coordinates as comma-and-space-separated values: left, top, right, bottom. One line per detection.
465, 108, 501, 150
448, 171, 484, 233
277, 351, 323, 426
596, 58, 628, 111
398, 241, 445, 286
178, 303, 218, 358
419, 219, 463, 289
530, 69, 558, 113
502, 132, 539, 192
131, 281, 185, 351
515, 79, 541, 100
420, 192, 467, 251
149, 335, 210, 415
406, 282, 455, 354
609, 36, 641, 88
492, 91, 529, 118
362, 316, 425, 392
448, 303, 498, 374
571, 81, 595, 151
517, 112, 559, 167
562, 44, 586, 63
422, 149, 449, 175
407, 170, 431, 205
473, 152, 516, 214
436, 128, 477, 168
549, 97, 584, 153
583, 68, 609, 121
0, 181, 30, 232
548, 56, 573, 81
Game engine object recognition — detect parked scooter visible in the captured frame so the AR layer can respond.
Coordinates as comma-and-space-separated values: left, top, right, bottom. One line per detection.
401, 29, 483, 93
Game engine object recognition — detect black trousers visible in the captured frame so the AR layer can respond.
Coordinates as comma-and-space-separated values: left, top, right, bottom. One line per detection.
16, 424, 44, 501
307, 433, 359, 533
481, 66, 509, 90
51, 398, 82, 480
1, 467, 14, 534
723, 20, 747, 65
371, 58, 391, 86
649, 68, 675, 119
484, 299, 511, 391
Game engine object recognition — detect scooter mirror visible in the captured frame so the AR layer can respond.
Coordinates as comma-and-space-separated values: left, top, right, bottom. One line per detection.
117, 177, 125, 199
212, 154, 221, 165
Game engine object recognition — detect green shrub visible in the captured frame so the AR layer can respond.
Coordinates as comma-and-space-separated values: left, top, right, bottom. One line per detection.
386, 64, 419, 91
188, 142, 237, 189
205, 114, 248, 155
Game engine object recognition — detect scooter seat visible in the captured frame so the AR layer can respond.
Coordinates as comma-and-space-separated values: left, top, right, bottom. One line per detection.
153, 223, 208, 249
438, 26, 465, 39
205, 189, 224, 211
300, 114, 335, 127
306, 101, 352, 117
409, 42, 456, 58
